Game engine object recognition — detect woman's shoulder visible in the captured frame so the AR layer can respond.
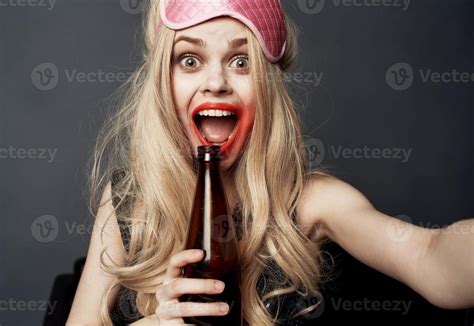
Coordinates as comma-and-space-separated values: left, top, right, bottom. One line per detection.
297, 173, 369, 236
296, 173, 335, 232
303, 172, 352, 198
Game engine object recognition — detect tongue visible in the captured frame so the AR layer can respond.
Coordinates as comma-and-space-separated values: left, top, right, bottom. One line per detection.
199, 117, 235, 143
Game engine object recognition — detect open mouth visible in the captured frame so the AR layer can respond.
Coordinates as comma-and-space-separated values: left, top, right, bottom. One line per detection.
193, 110, 239, 145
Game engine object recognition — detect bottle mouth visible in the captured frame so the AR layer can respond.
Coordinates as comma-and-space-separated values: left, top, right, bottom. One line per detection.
197, 145, 221, 161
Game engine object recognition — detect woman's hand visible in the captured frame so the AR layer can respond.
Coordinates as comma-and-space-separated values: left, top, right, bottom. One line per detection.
154, 249, 230, 323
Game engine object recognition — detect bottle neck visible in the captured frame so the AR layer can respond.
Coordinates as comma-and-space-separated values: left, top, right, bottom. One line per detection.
197, 159, 221, 171
195, 145, 222, 171
197, 145, 221, 160
199, 152, 220, 162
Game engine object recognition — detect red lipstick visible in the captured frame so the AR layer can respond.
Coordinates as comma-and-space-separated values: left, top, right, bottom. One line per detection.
190, 102, 242, 157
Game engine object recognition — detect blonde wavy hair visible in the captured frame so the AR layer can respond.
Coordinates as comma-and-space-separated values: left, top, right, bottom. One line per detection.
87, 0, 332, 324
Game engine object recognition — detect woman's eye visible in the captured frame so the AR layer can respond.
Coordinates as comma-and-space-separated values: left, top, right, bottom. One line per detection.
231, 56, 249, 69
179, 55, 202, 69
177, 54, 249, 70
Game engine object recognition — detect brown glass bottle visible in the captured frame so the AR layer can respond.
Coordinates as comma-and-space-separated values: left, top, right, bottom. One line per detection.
180, 145, 243, 326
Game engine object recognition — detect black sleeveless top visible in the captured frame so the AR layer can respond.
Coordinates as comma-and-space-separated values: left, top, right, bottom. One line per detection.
109, 170, 323, 325
110, 170, 474, 325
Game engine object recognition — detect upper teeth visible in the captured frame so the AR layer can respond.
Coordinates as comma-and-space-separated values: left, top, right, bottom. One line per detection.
198, 110, 235, 117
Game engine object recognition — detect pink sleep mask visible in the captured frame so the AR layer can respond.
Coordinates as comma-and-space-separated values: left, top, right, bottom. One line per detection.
158, 0, 287, 63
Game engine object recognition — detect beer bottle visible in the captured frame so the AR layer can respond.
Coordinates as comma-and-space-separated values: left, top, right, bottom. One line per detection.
180, 145, 243, 325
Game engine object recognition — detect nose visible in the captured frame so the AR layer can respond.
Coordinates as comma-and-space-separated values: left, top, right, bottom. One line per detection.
199, 63, 233, 96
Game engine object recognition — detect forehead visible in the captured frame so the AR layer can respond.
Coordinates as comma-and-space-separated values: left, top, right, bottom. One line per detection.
174, 16, 247, 40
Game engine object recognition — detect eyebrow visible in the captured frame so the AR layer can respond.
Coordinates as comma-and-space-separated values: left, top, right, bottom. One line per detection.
174, 36, 248, 49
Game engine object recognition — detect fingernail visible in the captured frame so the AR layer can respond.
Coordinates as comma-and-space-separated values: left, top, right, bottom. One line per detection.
215, 281, 225, 291
219, 303, 229, 312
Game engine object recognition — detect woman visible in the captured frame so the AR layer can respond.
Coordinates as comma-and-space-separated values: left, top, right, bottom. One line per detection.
66, 0, 474, 325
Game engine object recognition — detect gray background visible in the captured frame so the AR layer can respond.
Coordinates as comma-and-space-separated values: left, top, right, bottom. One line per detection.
1, 0, 473, 324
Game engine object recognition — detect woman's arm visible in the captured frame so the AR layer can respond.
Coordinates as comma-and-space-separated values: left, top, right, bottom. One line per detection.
420, 218, 474, 308
66, 182, 127, 325
299, 175, 474, 309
